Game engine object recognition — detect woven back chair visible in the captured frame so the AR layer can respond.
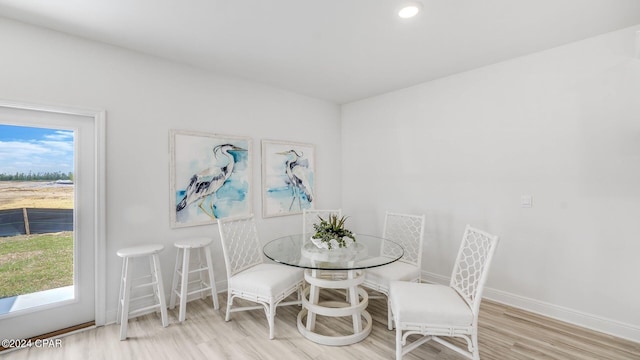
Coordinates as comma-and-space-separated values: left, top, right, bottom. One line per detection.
381, 212, 426, 267
388, 225, 499, 360
218, 215, 303, 339
362, 211, 426, 329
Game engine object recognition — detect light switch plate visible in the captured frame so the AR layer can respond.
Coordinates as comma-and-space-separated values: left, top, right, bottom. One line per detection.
521, 195, 533, 208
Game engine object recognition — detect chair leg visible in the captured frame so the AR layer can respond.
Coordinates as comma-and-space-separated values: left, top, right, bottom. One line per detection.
472, 332, 480, 360
387, 298, 394, 330
225, 293, 233, 322
267, 303, 276, 340
396, 326, 403, 360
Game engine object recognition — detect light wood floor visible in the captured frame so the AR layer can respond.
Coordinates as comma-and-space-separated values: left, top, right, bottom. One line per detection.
2, 291, 639, 360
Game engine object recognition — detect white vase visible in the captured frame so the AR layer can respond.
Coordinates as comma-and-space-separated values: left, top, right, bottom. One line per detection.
302, 238, 365, 264
311, 237, 330, 249
311, 237, 354, 250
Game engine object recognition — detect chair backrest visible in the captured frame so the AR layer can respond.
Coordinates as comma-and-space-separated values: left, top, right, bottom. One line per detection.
449, 225, 499, 313
302, 208, 342, 236
217, 215, 264, 278
381, 211, 426, 267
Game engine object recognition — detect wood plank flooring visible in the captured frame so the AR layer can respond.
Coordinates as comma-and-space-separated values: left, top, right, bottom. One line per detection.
2, 291, 639, 359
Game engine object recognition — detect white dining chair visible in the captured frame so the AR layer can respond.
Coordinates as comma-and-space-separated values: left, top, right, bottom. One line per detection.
217, 215, 304, 339
362, 211, 425, 329
302, 208, 342, 236
388, 225, 499, 360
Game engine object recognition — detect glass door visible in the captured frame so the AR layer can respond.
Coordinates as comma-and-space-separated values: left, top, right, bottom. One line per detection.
0, 103, 104, 343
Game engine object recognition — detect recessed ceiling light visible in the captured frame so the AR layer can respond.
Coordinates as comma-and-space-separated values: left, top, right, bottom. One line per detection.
398, 2, 423, 19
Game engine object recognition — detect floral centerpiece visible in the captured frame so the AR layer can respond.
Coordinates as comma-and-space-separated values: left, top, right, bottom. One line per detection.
311, 214, 356, 250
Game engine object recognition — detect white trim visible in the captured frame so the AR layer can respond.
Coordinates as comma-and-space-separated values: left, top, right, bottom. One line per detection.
421, 271, 449, 285
0, 287, 76, 319
94, 110, 106, 326
422, 271, 640, 343
0, 99, 103, 118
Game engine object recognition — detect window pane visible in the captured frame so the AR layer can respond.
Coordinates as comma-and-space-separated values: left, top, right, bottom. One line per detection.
0, 124, 74, 300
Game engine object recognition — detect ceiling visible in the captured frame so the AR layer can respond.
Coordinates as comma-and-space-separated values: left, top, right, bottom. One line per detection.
1, 0, 640, 104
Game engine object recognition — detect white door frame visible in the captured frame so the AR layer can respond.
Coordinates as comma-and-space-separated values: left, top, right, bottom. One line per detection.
0, 99, 106, 326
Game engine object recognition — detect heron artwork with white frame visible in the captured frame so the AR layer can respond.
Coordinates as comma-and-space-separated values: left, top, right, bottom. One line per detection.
169, 129, 252, 228
261, 139, 315, 218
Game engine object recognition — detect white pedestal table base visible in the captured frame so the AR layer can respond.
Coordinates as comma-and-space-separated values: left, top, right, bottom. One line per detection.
296, 269, 372, 346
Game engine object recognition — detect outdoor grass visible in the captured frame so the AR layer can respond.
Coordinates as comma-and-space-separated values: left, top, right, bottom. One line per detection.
0, 232, 73, 298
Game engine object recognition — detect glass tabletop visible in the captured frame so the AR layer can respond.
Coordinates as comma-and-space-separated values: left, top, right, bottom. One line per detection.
263, 233, 404, 270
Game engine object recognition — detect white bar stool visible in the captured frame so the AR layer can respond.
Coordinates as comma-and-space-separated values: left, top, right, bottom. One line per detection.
116, 244, 169, 341
169, 237, 219, 322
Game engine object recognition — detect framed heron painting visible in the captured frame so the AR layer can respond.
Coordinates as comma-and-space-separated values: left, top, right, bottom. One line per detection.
261, 139, 315, 218
169, 130, 251, 228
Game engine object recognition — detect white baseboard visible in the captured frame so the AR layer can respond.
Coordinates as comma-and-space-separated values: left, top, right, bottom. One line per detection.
421, 271, 640, 343
421, 271, 450, 285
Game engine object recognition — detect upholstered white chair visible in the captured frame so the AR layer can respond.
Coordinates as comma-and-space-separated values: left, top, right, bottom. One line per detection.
362, 211, 425, 329
388, 225, 499, 360
302, 208, 342, 235
217, 215, 304, 339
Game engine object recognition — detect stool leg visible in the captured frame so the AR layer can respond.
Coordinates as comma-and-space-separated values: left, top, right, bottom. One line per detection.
204, 245, 219, 309
197, 249, 206, 300
116, 257, 126, 325
169, 249, 181, 310
119, 257, 132, 341
148, 256, 157, 312
178, 248, 190, 322
152, 253, 169, 327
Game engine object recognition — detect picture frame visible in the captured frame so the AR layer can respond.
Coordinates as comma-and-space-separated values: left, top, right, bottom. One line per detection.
261, 139, 315, 218
169, 129, 251, 228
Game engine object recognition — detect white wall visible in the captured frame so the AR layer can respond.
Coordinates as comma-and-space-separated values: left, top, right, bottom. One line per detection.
342, 25, 640, 341
0, 17, 342, 323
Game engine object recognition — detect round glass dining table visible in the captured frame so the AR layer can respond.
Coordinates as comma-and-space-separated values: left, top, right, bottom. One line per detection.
263, 234, 404, 346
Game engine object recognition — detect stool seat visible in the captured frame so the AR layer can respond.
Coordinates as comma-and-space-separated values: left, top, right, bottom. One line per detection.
173, 237, 212, 249
117, 244, 164, 258
170, 237, 219, 322
117, 243, 168, 340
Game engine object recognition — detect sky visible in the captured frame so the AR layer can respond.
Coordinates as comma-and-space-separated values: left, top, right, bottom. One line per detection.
0, 124, 74, 174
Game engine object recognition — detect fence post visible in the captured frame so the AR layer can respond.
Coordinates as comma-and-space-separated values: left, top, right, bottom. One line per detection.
22, 208, 31, 235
